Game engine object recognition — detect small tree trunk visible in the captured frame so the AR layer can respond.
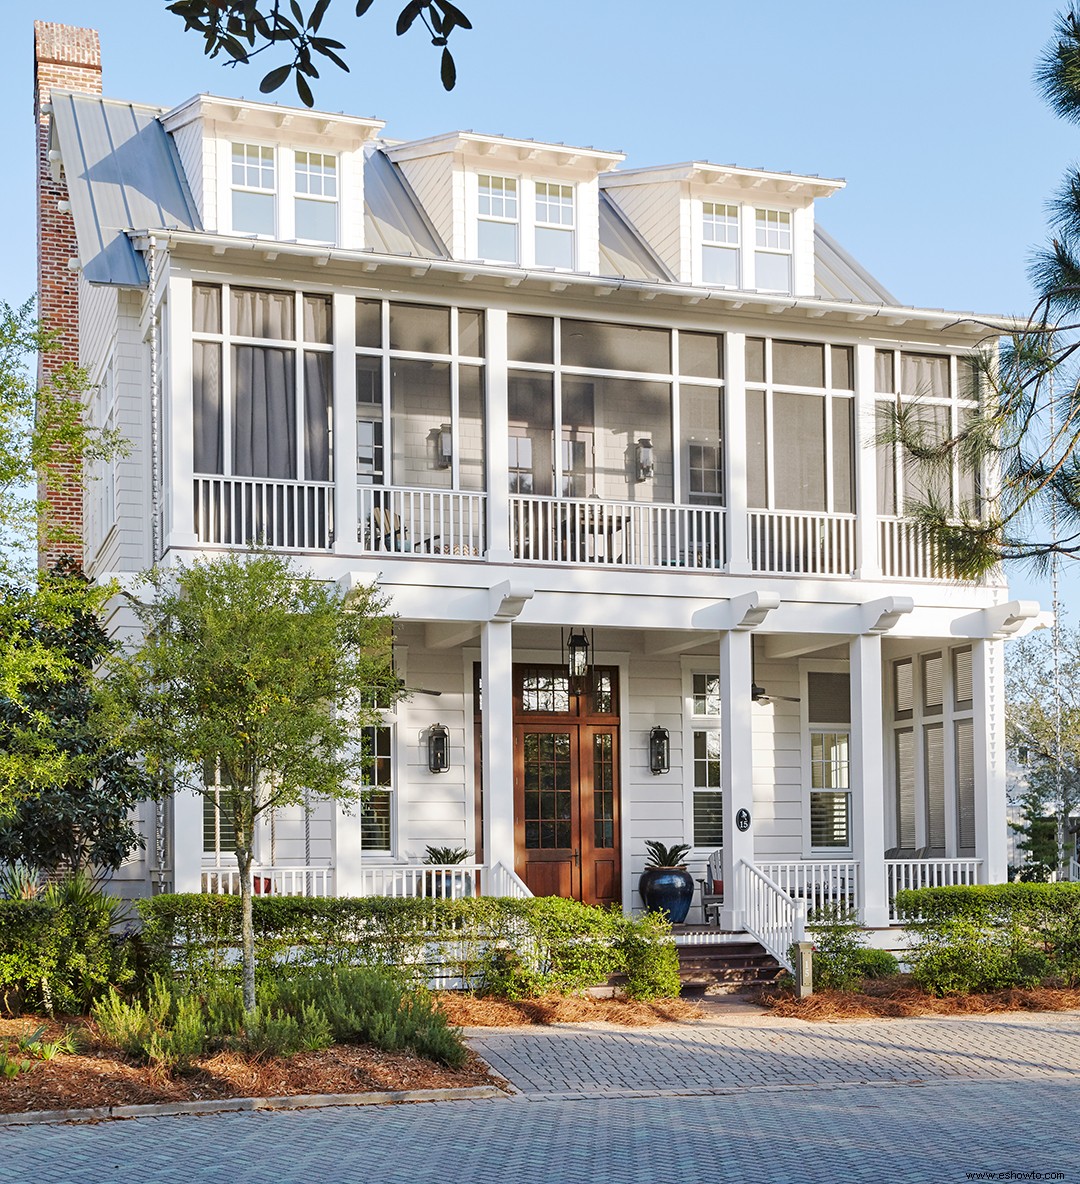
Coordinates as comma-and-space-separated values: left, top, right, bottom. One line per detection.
237, 846, 256, 1012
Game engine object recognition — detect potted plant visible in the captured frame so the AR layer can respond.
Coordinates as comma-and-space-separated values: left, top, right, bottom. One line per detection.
638, 841, 694, 923
423, 845, 473, 898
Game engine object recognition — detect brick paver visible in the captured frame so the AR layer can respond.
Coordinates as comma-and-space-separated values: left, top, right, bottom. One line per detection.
3, 1013, 1079, 1183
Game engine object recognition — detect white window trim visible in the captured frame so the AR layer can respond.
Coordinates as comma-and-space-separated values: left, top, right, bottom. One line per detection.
800, 660, 854, 858
698, 200, 740, 289
293, 150, 340, 245
473, 171, 521, 265
86, 354, 118, 559
753, 206, 794, 295
228, 140, 279, 238
533, 178, 576, 270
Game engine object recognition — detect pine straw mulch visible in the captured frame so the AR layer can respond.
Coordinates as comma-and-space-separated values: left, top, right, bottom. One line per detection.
434, 992, 703, 1027
757, 976, 1080, 1021
0, 1015, 496, 1115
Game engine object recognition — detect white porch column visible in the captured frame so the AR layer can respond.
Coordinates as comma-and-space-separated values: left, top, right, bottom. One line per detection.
485, 309, 511, 563
850, 632, 889, 927
973, 638, 1008, 883
332, 799, 363, 897
481, 617, 515, 868
171, 787, 203, 894
723, 330, 750, 574
332, 291, 358, 555
165, 274, 197, 549
719, 627, 755, 928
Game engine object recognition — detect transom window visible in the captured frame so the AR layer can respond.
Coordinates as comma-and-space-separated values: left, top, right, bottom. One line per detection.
535, 181, 575, 268
754, 208, 793, 294
702, 202, 739, 287
232, 143, 276, 236
477, 174, 519, 263
294, 151, 338, 243
689, 672, 723, 849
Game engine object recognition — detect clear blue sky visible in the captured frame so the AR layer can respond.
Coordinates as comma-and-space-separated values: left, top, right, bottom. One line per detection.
3, 0, 1076, 606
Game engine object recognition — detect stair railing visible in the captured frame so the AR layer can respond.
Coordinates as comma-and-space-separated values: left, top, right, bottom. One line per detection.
735, 859, 806, 973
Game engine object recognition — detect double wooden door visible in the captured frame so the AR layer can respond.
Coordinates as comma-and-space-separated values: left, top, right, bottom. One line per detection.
512, 666, 620, 907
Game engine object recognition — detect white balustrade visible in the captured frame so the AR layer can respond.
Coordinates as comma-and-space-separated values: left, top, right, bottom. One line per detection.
1070, 856, 1080, 883
748, 510, 856, 576
193, 476, 333, 550
358, 487, 486, 558
510, 495, 725, 570
886, 858, 982, 922
878, 518, 962, 581
758, 861, 860, 915
736, 860, 806, 973
357, 864, 485, 899
201, 866, 335, 897
487, 862, 534, 900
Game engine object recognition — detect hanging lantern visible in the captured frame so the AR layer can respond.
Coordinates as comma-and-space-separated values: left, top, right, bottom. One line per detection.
567, 628, 590, 680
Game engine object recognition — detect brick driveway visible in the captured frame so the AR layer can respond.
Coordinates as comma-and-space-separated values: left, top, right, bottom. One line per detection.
3, 1012, 1079, 1184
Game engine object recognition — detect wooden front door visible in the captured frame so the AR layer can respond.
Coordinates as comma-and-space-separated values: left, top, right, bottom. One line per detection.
513, 665, 620, 907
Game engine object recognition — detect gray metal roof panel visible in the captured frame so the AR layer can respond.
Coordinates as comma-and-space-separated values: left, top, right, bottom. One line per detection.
813, 225, 897, 306
51, 91, 199, 287
363, 146, 447, 259
598, 191, 674, 282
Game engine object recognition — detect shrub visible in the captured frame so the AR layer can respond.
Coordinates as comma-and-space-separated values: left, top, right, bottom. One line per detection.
618, 912, 682, 1001
855, 948, 899, 980
808, 908, 870, 992
908, 919, 1049, 995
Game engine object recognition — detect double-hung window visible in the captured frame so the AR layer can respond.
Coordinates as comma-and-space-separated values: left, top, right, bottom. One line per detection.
232, 143, 276, 236
477, 174, 519, 263
702, 202, 739, 286
202, 762, 238, 860
294, 151, 338, 243
535, 181, 575, 268
754, 207, 792, 294
807, 671, 851, 850
689, 672, 723, 849
359, 724, 394, 852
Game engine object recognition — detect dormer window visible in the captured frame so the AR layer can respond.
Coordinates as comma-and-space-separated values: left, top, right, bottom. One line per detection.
755, 207, 792, 294
232, 143, 276, 235
701, 202, 739, 286
535, 181, 575, 268
294, 151, 338, 243
477, 173, 519, 263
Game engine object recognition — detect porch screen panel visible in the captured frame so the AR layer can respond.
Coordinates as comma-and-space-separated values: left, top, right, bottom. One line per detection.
924, 722, 946, 853
232, 346, 296, 478
458, 366, 486, 492
773, 341, 824, 388
955, 718, 976, 854
901, 353, 949, 399
560, 319, 670, 374
876, 403, 897, 515
679, 331, 724, 380
680, 385, 724, 504
193, 342, 223, 474
356, 357, 384, 485
193, 283, 221, 334
773, 392, 825, 511
902, 404, 951, 508
507, 314, 553, 364
576, 377, 672, 502
231, 288, 293, 339
303, 295, 332, 344
303, 351, 332, 482
746, 390, 767, 508
896, 727, 916, 849
508, 372, 554, 495
831, 397, 854, 513
389, 302, 451, 355
390, 359, 452, 488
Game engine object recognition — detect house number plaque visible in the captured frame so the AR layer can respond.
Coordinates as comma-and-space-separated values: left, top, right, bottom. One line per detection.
735, 809, 751, 832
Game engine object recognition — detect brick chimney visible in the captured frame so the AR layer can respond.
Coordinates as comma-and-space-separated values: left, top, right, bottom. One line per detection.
34, 22, 102, 567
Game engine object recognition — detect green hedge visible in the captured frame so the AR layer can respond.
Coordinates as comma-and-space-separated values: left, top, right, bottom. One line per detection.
138, 894, 681, 1000
0, 897, 132, 1014
895, 884, 1080, 995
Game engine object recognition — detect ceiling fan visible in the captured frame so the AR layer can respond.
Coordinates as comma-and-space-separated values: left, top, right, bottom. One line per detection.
751, 637, 801, 705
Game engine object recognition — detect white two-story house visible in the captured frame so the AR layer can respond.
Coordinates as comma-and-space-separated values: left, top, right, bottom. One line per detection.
34, 23, 1042, 953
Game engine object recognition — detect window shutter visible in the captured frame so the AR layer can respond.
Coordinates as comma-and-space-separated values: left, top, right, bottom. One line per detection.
924, 723, 945, 851
953, 646, 973, 710
894, 659, 913, 719
921, 653, 943, 715
896, 728, 916, 849
955, 718, 976, 853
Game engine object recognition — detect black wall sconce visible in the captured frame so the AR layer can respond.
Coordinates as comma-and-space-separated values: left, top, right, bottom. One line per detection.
636, 437, 654, 481
427, 723, 450, 773
566, 627, 591, 681
436, 424, 453, 468
649, 726, 670, 775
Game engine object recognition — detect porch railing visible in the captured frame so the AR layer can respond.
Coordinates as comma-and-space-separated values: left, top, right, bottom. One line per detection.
886, 858, 982, 923
202, 865, 335, 897
1070, 856, 1080, 883
748, 510, 856, 576
736, 860, 806, 973
878, 517, 960, 581
193, 476, 334, 550
510, 495, 725, 570
356, 864, 485, 899
487, 862, 534, 899
757, 861, 860, 915
358, 487, 486, 557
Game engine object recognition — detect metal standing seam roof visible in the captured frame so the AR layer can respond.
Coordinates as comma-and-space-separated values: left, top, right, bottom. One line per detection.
50, 90, 200, 287
363, 145, 447, 259
598, 192, 675, 282
814, 225, 897, 306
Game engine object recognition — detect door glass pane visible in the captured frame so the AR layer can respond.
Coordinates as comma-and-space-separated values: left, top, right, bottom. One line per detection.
594, 733, 615, 849
521, 667, 571, 712
522, 732, 572, 849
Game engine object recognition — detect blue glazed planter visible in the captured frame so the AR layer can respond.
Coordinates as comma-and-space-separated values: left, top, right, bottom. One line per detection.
638, 866, 694, 923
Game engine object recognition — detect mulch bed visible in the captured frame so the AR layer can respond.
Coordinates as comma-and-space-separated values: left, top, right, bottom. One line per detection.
435, 992, 703, 1027
0, 1015, 495, 1115
757, 977, 1080, 1021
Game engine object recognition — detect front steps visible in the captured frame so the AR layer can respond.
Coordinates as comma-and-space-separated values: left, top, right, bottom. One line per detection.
672, 927, 785, 995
